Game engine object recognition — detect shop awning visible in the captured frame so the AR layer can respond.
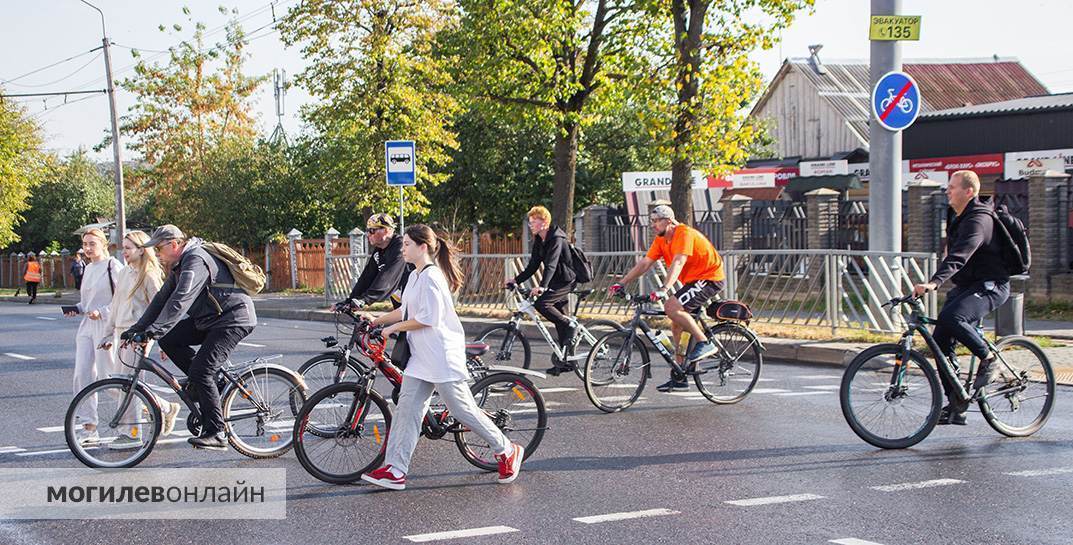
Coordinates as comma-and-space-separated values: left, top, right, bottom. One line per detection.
784, 174, 862, 193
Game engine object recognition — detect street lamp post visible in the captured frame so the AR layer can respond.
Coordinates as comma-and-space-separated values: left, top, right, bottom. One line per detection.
81, 0, 126, 259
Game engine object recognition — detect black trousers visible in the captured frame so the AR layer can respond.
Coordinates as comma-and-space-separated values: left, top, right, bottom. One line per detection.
158, 318, 253, 436
932, 280, 1009, 402
26, 282, 38, 299
534, 284, 576, 345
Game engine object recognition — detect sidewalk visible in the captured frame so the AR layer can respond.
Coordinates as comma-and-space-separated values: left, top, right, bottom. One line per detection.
4, 292, 1069, 383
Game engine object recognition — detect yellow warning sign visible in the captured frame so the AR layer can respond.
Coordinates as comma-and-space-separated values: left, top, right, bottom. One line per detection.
870, 15, 921, 41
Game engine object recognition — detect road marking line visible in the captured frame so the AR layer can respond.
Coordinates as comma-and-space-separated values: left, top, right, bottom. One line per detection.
733, 378, 775, 383
725, 493, 824, 506
666, 391, 702, 397
804, 385, 841, 391
0, 447, 26, 454
830, 539, 886, 545
797, 374, 841, 380
16, 448, 69, 457
35, 316, 58, 321
539, 387, 577, 393
36, 426, 64, 433
573, 508, 680, 524
237, 342, 266, 348
4, 353, 35, 361
748, 388, 790, 394
775, 391, 831, 397
870, 478, 964, 492
403, 525, 519, 542
1003, 467, 1073, 477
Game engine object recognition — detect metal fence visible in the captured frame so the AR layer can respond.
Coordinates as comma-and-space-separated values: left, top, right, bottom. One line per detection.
744, 201, 807, 250
326, 249, 937, 333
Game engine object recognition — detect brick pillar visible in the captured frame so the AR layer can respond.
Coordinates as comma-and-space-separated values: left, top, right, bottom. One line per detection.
805, 188, 840, 249
579, 204, 611, 252
720, 195, 752, 251
906, 180, 943, 254
1027, 174, 1072, 301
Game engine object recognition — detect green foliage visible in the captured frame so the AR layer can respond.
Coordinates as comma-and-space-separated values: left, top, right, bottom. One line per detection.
11, 150, 113, 253
0, 95, 48, 248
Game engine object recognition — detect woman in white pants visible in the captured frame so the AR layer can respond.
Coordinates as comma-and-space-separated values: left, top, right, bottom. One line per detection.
362, 225, 524, 491
63, 228, 121, 445
97, 230, 180, 449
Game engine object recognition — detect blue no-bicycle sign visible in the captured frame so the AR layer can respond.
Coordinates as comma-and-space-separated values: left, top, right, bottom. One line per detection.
872, 71, 921, 131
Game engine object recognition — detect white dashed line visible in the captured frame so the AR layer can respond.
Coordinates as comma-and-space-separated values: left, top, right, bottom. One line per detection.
803, 385, 841, 391
573, 508, 680, 524
797, 375, 841, 380
666, 391, 702, 397
830, 539, 886, 545
237, 342, 266, 348
747, 388, 790, 394
734, 378, 775, 383
16, 448, 68, 457
869, 478, 964, 492
724, 493, 825, 506
1003, 467, 1073, 477
36, 426, 64, 433
35, 316, 58, 321
539, 387, 578, 394
403, 525, 519, 542
775, 391, 831, 397
0, 447, 26, 454
3, 353, 35, 361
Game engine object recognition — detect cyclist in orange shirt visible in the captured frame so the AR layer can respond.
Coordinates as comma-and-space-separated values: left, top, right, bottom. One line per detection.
610, 205, 725, 391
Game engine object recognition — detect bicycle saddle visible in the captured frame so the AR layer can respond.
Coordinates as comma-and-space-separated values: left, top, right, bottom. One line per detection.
465, 342, 490, 357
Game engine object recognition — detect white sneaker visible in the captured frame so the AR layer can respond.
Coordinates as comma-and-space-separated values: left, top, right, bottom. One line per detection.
76, 428, 100, 446
108, 433, 141, 450
161, 402, 181, 436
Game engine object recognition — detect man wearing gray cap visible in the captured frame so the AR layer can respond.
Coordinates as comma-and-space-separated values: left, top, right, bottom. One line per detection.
120, 225, 258, 451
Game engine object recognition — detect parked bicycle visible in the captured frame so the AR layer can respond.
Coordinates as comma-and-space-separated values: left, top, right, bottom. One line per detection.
840, 294, 1056, 449
583, 291, 764, 412
472, 284, 623, 378
65, 342, 308, 468
292, 313, 549, 485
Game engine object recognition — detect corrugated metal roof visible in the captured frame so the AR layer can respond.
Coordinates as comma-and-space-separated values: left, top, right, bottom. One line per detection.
921, 93, 1073, 119
768, 57, 1048, 144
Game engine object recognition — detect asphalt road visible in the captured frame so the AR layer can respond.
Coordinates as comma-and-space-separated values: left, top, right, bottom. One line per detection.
1, 302, 1071, 545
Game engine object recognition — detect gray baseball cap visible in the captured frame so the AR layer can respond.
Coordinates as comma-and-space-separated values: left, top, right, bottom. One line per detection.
141, 224, 185, 248
650, 204, 676, 221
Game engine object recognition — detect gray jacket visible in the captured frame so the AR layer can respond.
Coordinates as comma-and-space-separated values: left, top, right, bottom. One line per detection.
132, 238, 257, 336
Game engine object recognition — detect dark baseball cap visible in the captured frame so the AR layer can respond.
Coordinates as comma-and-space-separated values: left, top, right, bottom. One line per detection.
141, 224, 185, 248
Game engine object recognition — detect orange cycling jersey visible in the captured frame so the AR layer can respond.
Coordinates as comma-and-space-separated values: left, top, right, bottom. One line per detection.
646, 224, 724, 283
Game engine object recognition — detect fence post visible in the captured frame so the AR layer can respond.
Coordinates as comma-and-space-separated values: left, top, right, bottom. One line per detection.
906, 180, 943, 254
349, 227, 365, 282
286, 229, 302, 290
824, 254, 837, 335
720, 195, 752, 251
324, 228, 339, 304
60, 249, 70, 289
723, 253, 737, 300
805, 188, 840, 250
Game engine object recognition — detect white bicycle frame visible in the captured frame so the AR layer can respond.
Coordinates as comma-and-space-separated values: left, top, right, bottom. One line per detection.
507, 290, 605, 363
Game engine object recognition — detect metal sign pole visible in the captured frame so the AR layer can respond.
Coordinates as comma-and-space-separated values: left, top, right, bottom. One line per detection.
399, 186, 405, 231
869, 0, 902, 252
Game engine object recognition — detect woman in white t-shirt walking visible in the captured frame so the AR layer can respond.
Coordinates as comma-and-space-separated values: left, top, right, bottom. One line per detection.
362, 225, 524, 491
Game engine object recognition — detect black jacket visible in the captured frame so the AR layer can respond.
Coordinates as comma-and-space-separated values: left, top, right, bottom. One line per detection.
930, 197, 1010, 288
348, 234, 412, 305
515, 225, 576, 290
133, 238, 257, 336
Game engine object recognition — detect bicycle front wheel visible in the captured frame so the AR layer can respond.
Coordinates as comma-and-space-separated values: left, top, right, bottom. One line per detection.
223, 366, 307, 459
584, 330, 649, 413
297, 353, 366, 437
65, 378, 162, 468
693, 322, 763, 404
840, 344, 941, 449
293, 383, 391, 484
456, 373, 547, 471
475, 324, 531, 370
979, 336, 1056, 437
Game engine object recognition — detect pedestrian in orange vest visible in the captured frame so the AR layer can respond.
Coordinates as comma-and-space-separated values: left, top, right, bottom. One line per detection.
23, 254, 42, 304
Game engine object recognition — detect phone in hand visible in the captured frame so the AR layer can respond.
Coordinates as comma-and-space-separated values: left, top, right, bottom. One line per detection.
61, 305, 81, 315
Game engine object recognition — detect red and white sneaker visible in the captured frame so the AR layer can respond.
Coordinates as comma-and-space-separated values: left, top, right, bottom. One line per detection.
495, 443, 525, 484
361, 465, 406, 490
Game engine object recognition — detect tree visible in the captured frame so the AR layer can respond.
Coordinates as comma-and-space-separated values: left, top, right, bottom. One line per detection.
0, 94, 48, 248
13, 151, 113, 252
278, 0, 460, 229
452, 0, 657, 234
653, 0, 813, 224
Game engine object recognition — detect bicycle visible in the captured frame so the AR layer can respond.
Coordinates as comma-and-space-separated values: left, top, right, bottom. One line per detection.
839, 294, 1056, 449
292, 319, 549, 485
64, 342, 308, 468
472, 284, 623, 378
880, 88, 914, 114
583, 290, 764, 413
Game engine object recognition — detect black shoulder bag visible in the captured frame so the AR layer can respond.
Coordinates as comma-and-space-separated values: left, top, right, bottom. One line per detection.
390, 264, 436, 369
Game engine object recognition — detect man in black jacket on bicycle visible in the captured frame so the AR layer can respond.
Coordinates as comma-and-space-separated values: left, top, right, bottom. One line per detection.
507, 206, 577, 375
338, 213, 412, 311
121, 225, 258, 450
912, 170, 1010, 425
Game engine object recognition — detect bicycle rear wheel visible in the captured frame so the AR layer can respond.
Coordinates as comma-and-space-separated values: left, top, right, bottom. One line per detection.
455, 373, 547, 471
571, 319, 624, 381
293, 383, 391, 484
840, 344, 941, 449
65, 378, 162, 468
223, 366, 307, 459
693, 322, 763, 404
584, 330, 649, 413
979, 336, 1056, 437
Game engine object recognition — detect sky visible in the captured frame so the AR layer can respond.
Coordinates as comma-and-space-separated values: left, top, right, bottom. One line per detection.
2, 0, 1071, 161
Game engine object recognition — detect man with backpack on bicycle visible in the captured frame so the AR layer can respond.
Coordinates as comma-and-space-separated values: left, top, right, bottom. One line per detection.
120, 225, 258, 450
507, 205, 580, 376
335, 213, 412, 312
912, 170, 1021, 426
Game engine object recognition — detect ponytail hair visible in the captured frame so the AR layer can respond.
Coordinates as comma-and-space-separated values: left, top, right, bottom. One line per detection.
405, 224, 463, 293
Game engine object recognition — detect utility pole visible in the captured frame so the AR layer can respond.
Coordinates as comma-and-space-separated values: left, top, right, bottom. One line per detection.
868, 0, 901, 252
82, 1, 126, 258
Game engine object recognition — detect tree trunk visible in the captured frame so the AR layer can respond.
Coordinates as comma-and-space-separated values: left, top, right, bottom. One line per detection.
669, 0, 709, 227
552, 121, 579, 236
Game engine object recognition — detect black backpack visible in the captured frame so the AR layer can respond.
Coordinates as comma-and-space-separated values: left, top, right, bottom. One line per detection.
568, 244, 593, 284
988, 205, 1031, 276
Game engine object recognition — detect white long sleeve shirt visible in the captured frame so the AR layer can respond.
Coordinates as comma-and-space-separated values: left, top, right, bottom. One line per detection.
76, 257, 121, 337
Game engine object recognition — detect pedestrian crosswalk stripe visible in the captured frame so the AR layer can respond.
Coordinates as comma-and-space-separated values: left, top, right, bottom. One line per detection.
237, 342, 266, 348
36, 426, 64, 433
869, 478, 964, 492
573, 508, 679, 524
1003, 467, 1073, 477
539, 387, 578, 393
748, 388, 790, 394
830, 539, 886, 545
775, 391, 831, 397
4, 353, 35, 361
403, 526, 519, 542
725, 493, 824, 506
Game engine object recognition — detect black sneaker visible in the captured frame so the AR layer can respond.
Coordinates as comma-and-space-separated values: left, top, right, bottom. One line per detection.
188, 433, 228, 450
656, 378, 690, 392
971, 357, 1001, 392
937, 405, 967, 426
544, 362, 576, 376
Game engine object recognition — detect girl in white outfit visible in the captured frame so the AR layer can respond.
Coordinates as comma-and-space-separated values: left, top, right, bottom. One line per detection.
97, 231, 180, 449
64, 228, 122, 445
361, 225, 524, 491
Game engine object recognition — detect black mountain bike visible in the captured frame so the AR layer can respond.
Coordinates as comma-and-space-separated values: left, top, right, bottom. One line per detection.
840, 294, 1056, 449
